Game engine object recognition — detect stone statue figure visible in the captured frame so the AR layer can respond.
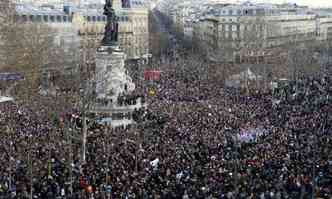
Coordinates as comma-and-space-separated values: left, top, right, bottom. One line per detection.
102, 0, 119, 46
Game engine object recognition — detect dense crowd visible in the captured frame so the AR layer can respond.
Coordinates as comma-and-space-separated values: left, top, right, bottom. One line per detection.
0, 62, 331, 199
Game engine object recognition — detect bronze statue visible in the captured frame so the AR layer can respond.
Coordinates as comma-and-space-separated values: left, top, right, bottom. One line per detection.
102, 0, 119, 46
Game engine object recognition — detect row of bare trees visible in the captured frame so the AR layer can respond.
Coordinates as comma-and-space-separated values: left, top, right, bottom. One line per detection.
149, 10, 173, 60
0, 0, 71, 99
0, 2, 118, 198
169, 13, 332, 92
0, 0, 101, 164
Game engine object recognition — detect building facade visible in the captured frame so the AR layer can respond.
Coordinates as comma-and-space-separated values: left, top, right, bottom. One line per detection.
192, 3, 332, 62
15, 0, 149, 60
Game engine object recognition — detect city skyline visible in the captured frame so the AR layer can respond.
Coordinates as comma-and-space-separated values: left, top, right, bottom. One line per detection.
173, 0, 332, 8
209, 0, 332, 8
252, 0, 332, 8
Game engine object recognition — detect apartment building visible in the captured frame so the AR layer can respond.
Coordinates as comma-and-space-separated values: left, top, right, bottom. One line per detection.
192, 3, 332, 62
14, 0, 149, 60
316, 14, 332, 41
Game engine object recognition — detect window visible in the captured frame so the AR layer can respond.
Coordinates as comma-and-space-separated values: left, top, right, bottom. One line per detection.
232, 25, 237, 31
107, 65, 112, 71
56, 16, 62, 22
14, 15, 19, 21
102, 16, 106, 21
63, 16, 67, 22
50, 15, 55, 22
256, 9, 264, 15
97, 16, 101, 21
60, 38, 65, 46
43, 15, 48, 22
22, 15, 28, 22
36, 15, 42, 22
229, 10, 233, 15
237, 9, 241, 15
112, 113, 124, 120
87, 16, 91, 22
228, 31, 232, 39
29, 15, 34, 22
92, 16, 96, 22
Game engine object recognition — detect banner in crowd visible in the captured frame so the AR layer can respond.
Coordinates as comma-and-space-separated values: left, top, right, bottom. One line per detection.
144, 70, 161, 81
237, 127, 268, 143
0, 72, 24, 81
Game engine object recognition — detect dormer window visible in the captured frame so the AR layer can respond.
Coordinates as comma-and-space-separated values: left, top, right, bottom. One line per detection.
43, 15, 48, 22
56, 15, 62, 22
22, 15, 27, 22
107, 65, 112, 71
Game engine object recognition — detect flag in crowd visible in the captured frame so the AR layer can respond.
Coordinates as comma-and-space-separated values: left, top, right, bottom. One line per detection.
144, 70, 161, 81
237, 127, 268, 143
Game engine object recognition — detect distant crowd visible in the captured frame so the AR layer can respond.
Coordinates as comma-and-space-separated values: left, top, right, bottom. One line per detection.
0, 63, 331, 198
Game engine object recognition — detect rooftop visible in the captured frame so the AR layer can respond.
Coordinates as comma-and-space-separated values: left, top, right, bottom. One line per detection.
15, 1, 148, 17
16, 4, 66, 15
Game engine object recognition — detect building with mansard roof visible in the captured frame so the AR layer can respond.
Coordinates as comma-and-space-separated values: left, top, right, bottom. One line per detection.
14, 0, 150, 60
191, 2, 332, 62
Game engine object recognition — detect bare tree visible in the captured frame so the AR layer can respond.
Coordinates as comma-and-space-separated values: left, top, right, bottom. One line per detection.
0, 1, 65, 98
284, 30, 319, 81
235, 16, 280, 92
0, 0, 16, 69
149, 11, 172, 60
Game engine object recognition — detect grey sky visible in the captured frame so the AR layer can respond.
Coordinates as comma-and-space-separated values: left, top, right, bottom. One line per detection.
243, 0, 332, 8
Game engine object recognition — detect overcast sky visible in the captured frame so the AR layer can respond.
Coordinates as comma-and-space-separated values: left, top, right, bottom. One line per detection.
240, 0, 332, 8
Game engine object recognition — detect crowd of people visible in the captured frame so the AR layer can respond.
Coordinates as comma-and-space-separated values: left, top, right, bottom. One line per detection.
0, 60, 331, 199
117, 94, 145, 107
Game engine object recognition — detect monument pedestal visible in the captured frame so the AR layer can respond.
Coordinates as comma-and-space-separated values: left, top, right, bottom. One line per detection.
95, 45, 133, 100
92, 45, 145, 128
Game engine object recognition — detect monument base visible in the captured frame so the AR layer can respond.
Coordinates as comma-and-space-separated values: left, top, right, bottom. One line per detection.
93, 45, 144, 128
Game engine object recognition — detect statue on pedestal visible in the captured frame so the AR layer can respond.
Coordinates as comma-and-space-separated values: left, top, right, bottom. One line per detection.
102, 0, 119, 46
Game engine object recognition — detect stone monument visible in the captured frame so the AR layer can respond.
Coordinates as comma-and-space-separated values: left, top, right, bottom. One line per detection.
96, 0, 134, 101
93, 0, 145, 127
